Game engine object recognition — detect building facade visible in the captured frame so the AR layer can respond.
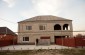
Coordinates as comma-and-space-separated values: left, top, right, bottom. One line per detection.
18, 15, 73, 45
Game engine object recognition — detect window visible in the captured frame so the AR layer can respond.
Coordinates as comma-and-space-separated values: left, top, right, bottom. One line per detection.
54, 24, 61, 30
39, 25, 45, 30
26, 26, 32, 30
63, 24, 70, 30
23, 37, 29, 41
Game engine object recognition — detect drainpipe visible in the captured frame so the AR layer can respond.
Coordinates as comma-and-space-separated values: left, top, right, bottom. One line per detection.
6, 27, 7, 36
4, 27, 7, 37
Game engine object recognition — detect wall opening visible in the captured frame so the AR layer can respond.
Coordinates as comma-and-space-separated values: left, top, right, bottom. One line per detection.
63, 24, 70, 30
54, 24, 61, 30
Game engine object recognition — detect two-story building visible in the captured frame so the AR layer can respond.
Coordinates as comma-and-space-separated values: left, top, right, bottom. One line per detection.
18, 15, 73, 45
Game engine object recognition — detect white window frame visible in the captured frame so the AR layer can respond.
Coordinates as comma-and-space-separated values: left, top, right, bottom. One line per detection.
39, 25, 46, 30
26, 26, 32, 30
23, 37, 29, 41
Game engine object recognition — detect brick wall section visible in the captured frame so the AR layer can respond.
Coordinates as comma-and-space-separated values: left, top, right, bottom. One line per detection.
56, 38, 76, 47
56, 37, 85, 47
75, 37, 85, 46
0, 35, 17, 47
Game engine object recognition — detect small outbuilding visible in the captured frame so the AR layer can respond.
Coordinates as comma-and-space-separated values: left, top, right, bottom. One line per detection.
0, 27, 17, 47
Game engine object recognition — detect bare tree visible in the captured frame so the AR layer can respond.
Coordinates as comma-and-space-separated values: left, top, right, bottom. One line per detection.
76, 34, 83, 37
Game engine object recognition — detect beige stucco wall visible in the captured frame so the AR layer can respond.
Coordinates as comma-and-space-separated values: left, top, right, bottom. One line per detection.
18, 20, 73, 44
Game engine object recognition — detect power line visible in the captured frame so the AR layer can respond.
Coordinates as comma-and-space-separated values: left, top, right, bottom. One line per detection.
14, 31, 85, 33
0, 18, 17, 24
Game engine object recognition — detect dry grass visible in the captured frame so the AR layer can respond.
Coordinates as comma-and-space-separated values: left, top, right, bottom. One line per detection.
58, 48, 85, 55
0, 48, 85, 55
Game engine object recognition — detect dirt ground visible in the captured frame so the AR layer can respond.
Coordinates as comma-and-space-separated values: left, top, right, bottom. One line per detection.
0, 49, 85, 55
0, 49, 63, 55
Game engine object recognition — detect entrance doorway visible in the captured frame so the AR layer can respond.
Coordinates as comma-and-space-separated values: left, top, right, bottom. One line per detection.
36, 39, 39, 45
40, 37, 50, 45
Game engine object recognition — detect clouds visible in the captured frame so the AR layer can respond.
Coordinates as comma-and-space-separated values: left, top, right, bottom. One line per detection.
31, 0, 63, 15
20, 10, 37, 18
0, 0, 85, 32
2, 0, 16, 7
21, 0, 65, 17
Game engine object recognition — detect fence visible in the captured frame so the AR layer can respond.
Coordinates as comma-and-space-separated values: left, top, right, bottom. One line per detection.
56, 37, 85, 47
0, 34, 17, 47
0, 31, 85, 48
75, 37, 85, 47
0, 40, 17, 47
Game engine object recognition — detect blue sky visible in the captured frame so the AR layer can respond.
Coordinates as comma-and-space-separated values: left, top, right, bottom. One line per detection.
0, 0, 85, 32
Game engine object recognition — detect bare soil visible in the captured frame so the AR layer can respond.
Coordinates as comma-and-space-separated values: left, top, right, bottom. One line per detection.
0, 49, 85, 55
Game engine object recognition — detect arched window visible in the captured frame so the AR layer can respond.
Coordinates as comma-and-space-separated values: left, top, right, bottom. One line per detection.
54, 24, 61, 30
63, 24, 70, 30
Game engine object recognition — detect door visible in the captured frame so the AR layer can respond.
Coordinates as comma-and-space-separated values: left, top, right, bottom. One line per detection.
40, 37, 50, 45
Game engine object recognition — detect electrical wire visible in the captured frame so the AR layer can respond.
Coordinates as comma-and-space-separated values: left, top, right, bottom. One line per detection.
0, 18, 17, 24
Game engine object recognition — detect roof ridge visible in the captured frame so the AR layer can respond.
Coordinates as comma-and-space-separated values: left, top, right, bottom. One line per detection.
18, 15, 72, 22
